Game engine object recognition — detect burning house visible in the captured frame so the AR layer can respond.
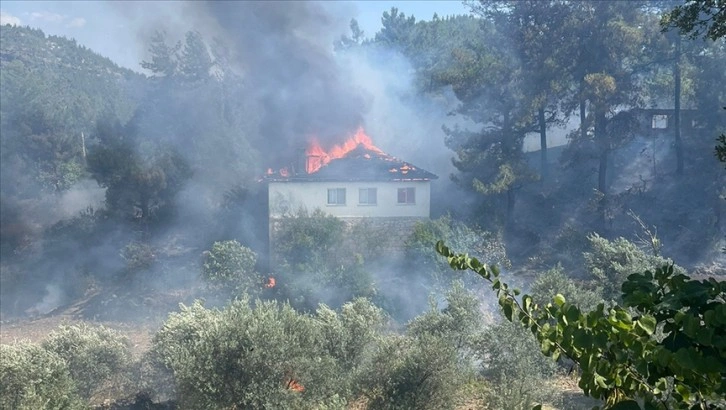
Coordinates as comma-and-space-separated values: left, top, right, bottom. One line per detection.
263, 128, 438, 260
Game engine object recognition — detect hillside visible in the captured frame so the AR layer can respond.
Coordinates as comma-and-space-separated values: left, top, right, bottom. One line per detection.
0, 25, 149, 320
0, 24, 142, 126
0, 24, 140, 78
0, 24, 142, 194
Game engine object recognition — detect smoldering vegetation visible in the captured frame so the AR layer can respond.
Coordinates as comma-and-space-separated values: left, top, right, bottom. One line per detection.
1, 0, 725, 408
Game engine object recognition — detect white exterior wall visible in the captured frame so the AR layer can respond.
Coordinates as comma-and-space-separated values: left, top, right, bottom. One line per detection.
268, 180, 431, 218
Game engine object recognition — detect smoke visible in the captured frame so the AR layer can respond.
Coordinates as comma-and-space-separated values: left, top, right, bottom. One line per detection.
338, 46, 460, 178
186, 1, 370, 167
54, 179, 106, 221
1, 0, 474, 322
334, 44, 480, 220
28, 284, 63, 316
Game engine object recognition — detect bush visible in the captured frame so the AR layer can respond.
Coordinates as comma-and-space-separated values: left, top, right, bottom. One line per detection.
361, 334, 470, 410
474, 318, 562, 410
0, 342, 83, 409
584, 234, 683, 301
315, 298, 386, 398
121, 241, 156, 272
272, 209, 377, 310
406, 215, 510, 289
439, 242, 726, 409
316, 298, 385, 367
358, 282, 483, 409
201, 240, 260, 295
42, 323, 132, 400
530, 264, 602, 313
151, 298, 347, 409
407, 281, 484, 354
273, 208, 345, 268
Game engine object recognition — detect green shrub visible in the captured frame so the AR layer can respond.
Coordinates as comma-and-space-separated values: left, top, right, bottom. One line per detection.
0, 342, 83, 409
272, 209, 377, 310
361, 334, 470, 410
407, 281, 484, 353
530, 264, 602, 312
121, 241, 156, 272
358, 283, 482, 410
474, 318, 562, 410
42, 323, 132, 400
584, 234, 683, 301
151, 298, 346, 409
316, 298, 385, 367
406, 215, 510, 289
315, 298, 386, 398
439, 243, 726, 409
273, 208, 345, 267
201, 240, 260, 295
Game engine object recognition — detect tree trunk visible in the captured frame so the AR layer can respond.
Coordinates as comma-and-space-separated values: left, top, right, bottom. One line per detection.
580, 80, 587, 141
539, 107, 548, 182
595, 111, 609, 194
595, 110, 609, 229
503, 109, 515, 225
506, 187, 516, 225
674, 34, 684, 175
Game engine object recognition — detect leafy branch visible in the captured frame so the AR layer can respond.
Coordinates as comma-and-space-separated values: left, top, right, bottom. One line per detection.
436, 241, 726, 410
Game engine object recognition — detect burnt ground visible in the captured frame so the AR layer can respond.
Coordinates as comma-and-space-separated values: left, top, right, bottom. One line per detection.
0, 286, 198, 409
0, 284, 207, 353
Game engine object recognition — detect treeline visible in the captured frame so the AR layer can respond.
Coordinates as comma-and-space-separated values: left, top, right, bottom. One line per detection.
344, 2, 725, 263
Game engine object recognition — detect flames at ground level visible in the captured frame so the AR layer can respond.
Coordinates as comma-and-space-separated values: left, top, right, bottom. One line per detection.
286, 378, 305, 392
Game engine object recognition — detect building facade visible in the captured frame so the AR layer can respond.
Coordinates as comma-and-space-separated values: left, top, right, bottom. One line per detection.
264, 145, 438, 261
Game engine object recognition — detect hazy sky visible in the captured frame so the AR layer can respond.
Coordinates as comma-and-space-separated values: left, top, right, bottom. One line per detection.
0, 1, 469, 72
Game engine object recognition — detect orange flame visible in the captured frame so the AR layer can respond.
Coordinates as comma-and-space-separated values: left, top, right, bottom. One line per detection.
305, 127, 384, 174
286, 378, 305, 392
264, 277, 276, 288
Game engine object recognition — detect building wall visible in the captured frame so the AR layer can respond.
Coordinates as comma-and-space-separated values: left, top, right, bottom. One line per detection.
634, 108, 704, 138
268, 180, 431, 219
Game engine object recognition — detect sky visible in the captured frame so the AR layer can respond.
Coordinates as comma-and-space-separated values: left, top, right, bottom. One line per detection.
0, 1, 470, 72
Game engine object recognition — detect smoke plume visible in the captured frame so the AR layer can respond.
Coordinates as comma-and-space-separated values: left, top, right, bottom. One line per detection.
194, 2, 370, 166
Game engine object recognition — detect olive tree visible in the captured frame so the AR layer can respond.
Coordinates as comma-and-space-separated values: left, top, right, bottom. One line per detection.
0, 342, 83, 410
42, 323, 132, 400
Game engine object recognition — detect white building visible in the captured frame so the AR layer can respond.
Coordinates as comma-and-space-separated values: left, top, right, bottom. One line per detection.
264, 144, 438, 258
266, 145, 438, 219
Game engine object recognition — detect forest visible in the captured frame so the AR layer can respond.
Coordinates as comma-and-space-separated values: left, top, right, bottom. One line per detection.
1, 1, 725, 409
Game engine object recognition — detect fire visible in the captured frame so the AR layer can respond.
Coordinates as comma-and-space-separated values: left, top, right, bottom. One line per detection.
264, 277, 276, 288
305, 127, 384, 174
286, 378, 305, 392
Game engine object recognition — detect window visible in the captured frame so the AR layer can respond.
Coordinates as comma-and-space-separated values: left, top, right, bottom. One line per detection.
327, 188, 346, 205
359, 188, 377, 205
652, 114, 668, 129
397, 187, 415, 204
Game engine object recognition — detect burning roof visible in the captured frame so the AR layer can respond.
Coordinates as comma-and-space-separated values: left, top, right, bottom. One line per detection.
264, 128, 438, 182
